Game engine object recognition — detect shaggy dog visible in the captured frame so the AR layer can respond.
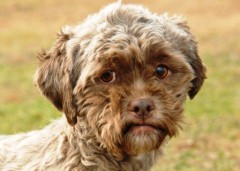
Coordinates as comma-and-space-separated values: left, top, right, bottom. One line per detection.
0, 2, 206, 171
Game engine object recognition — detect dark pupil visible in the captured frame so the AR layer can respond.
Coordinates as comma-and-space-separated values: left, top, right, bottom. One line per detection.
101, 71, 113, 82
156, 66, 166, 75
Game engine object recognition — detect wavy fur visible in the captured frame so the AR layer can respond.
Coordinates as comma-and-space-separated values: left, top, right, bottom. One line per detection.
0, 3, 206, 171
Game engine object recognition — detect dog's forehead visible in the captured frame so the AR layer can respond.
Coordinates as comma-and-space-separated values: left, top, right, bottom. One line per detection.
86, 10, 168, 64
73, 4, 165, 52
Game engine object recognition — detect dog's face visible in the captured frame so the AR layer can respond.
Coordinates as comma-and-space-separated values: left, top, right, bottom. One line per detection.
35, 4, 206, 158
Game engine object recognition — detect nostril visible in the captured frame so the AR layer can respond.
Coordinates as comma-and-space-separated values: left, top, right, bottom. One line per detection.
133, 106, 140, 113
146, 105, 152, 112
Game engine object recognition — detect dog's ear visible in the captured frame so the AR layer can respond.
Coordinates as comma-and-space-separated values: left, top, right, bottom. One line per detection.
35, 29, 79, 125
165, 16, 207, 99
187, 52, 207, 99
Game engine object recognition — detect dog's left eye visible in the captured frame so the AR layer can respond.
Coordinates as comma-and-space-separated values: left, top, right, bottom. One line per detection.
100, 70, 116, 83
154, 65, 169, 79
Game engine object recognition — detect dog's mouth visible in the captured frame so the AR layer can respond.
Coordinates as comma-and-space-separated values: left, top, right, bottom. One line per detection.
122, 122, 169, 155
123, 123, 168, 135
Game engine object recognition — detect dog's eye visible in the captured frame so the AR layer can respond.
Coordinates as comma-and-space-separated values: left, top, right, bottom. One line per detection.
100, 70, 116, 83
154, 65, 169, 79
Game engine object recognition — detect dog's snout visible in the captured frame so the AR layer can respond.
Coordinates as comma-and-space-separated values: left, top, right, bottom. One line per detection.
129, 98, 155, 118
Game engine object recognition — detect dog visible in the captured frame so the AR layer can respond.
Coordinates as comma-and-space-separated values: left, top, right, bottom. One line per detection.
0, 2, 206, 171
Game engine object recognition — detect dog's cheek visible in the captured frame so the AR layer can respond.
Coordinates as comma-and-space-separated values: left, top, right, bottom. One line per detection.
146, 84, 184, 136
79, 85, 125, 159
98, 88, 126, 158
108, 85, 129, 112
99, 113, 124, 158
161, 71, 194, 102
95, 109, 125, 159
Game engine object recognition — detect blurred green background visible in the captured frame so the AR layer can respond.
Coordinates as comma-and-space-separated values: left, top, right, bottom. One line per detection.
0, 0, 239, 170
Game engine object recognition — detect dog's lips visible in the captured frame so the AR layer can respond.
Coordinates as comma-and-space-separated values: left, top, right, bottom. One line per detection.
128, 125, 156, 133
123, 123, 167, 135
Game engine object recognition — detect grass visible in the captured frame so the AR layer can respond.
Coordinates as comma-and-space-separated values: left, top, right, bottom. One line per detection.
0, 0, 239, 170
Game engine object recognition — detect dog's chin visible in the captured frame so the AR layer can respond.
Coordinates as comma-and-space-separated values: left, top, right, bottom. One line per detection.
123, 124, 167, 156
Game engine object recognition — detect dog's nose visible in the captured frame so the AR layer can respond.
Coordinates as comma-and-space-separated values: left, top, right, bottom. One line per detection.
129, 98, 155, 118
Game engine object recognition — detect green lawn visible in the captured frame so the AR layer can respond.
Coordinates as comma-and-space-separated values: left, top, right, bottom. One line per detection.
0, 0, 239, 170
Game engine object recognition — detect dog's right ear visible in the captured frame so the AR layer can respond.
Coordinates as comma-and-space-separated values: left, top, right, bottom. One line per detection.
35, 29, 80, 126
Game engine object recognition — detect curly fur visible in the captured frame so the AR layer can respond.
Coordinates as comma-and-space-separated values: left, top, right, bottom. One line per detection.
0, 2, 206, 171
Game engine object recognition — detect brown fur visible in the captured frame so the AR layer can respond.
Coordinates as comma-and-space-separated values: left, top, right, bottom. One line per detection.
0, 3, 206, 171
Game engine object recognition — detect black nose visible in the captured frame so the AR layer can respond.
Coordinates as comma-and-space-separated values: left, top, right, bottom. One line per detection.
129, 98, 155, 118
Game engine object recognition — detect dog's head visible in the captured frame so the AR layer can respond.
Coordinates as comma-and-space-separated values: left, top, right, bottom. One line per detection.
35, 3, 206, 157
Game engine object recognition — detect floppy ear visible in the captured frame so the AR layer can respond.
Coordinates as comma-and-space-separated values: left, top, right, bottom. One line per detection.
35, 29, 80, 125
164, 16, 207, 99
187, 52, 207, 99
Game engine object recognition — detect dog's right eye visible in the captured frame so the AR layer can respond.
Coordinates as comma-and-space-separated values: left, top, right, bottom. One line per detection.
100, 70, 116, 83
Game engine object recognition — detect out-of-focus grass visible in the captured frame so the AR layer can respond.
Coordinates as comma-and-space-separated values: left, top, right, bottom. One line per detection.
0, 0, 239, 170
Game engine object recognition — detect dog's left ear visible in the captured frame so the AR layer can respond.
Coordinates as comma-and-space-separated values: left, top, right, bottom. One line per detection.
35, 28, 80, 126
165, 16, 207, 99
187, 52, 207, 99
